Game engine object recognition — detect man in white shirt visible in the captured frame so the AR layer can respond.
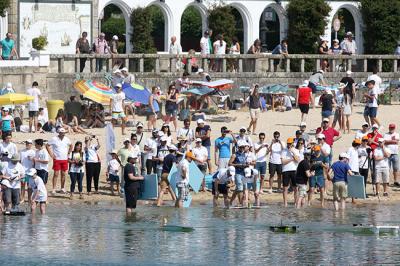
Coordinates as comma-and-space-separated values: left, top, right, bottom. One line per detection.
341, 32, 357, 55
367, 67, 383, 95
268, 131, 284, 193
46, 128, 72, 195
144, 129, 158, 175
169, 36, 182, 70
355, 123, 369, 140
281, 137, 300, 207
317, 134, 331, 162
175, 151, 194, 208
110, 84, 127, 135
0, 154, 25, 211
363, 80, 380, 127
121, 67, 135, 84
347, 139, 361, 175
0, 134, 18, 159
19, 139, 35, 203
200, 30, 211, 56
177, 119, 195, 144
374, 138, 391, 196
384, 123, 400, 186
26, 81, 42, 132
254, 133, 269, 194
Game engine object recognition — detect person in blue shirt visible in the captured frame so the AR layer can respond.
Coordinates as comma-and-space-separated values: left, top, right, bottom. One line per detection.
214, 126, 236, 170
309, 145, 329, 207
0, 33, 18, 60
328, 153, 353, 210
271, 39, 288, 71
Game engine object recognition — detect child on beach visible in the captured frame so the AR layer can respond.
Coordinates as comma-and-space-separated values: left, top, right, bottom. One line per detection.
19, 139, 35, 204
0, 108, 14, 136
33, 139, 49, 184
28, 168, 47, 214
107, 150, 122, 196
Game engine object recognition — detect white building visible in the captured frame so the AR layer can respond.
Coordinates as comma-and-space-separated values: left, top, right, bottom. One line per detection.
98, 0, 363, 53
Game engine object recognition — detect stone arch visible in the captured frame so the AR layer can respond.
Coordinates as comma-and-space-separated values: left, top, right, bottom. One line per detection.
99, 0, 132, 52
227, 2, 252, 51
259, 3, 288, 51
146, 1, 174, 52
329, 3, 363, 53
180, 2, 208, 51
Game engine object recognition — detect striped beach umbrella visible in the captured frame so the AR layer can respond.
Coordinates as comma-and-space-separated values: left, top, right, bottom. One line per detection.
73, 79, 114, 105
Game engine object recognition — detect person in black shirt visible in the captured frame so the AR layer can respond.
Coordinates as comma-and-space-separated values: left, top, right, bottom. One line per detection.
195, 119, 212, 173
319, 88, 336, 125
124, 155, 144, 214
156, 145, 177, 206
247, 84, 261, 135
295, 152, 314, 208
340, 71, 356, 133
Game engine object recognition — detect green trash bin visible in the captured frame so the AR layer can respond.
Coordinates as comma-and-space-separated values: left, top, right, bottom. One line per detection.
46, 100, 64, 120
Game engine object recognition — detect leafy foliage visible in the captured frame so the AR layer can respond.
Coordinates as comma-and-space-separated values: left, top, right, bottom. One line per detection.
0, 0, 10, 17
130, 7, 156, 54
208, 4, 237, 47
181, 6, 202, 51
32, 36, 48, 50
101, 17, 125, 41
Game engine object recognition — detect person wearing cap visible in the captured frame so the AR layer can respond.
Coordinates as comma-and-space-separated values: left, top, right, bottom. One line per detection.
200, 30, 212, 56
107, 150, 122, 196
355, 123, 370, 140
373, 138, 391, 197
124, 155, 144, 214
316, 133, 331, 162
0, 133, 17, 160
177, 135, 189, 154
341, 31, 357, 55
19, 139, 35, 203
175, 151, 194, 208
144, 129, 159, 175
308, 70, 327, 94
281, 137, 300, 207
75, 31, 90, 72
111, 69, 124, 88
329, 39, 342, 55
68, 141, 86, 200
254, 132, 269, 193
46, 128, 72, 195
28, 168, 47, 215
193, 138, 209, 191
296, 80, 314, 123
177, 119, 195, 144
309, 145, 329, 207
33, 139, 49, 185
118, 138, 134, 173
110, 83, 127, 135
243, 167, 260, 207
229, 140, 249, 206
121, 67, 135, 85
298, 122, 310, 144
195, 118, 212, 173
316, 118, 341, 155
133, 122, 148, 174
328, 153, 353, 210
247, 84, 262, 135
0, 153, 25, 212
157, 145, 178, 207
147, 86, 161, 131
268, 131, 284, 193
0, 82, 16, 113
234, 127, 253, 152
0, 107, 14, 135
215, 126, 235, 170
295, 151, 314, 208
154, 135, 170, 180
212, 166, 235, 208
384, 124, 400, 186
93, 32, 110, 71
84, 136, 101, 195
358, 136, 371, 195
319, 87, 336, 125
363, 79, 380, 127
347, 139, 361, 176
110, 35, 119, 55
26, 81, 42, 133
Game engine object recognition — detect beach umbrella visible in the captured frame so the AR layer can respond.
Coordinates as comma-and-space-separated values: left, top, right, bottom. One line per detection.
73, 79, 114, 105
121, 82, 151, 105
180, 86, 215, 96
0, 93, 34, 105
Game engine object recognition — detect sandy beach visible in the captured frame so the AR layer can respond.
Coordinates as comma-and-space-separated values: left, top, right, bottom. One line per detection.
12, 103, 400, 206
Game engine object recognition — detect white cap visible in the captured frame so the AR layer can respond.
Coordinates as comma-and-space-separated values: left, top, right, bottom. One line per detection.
123, 138, 130, 143
25, 139, 33, 144
324, 88, 332, 95
6, 82, 12, 89
372, 124, 379, 129
160, 136, 168, 142
238, 140, 247, 147
26, 168, 37, 176
168, 145, 178, 151
121, 67, 128, 72
112, 35, 119, 40
347, 31, 353, 36
346, 70, 352, 75
300, 80, 309, 87
158, 131, 165, 137
300, 122, 307, 127
318, 70, 324, 74
116, 83, 122, 88
362, 122, 369, 127
58, 128, 66, 133
333, 39, 339, 43
322, 118, 330, 122
227, 166, 235, 174
340, 152, 349, 159
378, 138, 384, 142
197, 119, 205, 124
195, 138, 202, 142
136, 122, 144, 128
113, 69, 121, 74
309, 137, 317, 143
317, 133, 325, 139
244, 167, 259, 178
197, 68, 204, 74
240, 126, 247, 131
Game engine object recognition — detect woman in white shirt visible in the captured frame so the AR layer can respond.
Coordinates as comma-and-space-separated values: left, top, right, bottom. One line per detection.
84, 136, 101, 195
213, 34, 227, 72
69, 141, 85, 199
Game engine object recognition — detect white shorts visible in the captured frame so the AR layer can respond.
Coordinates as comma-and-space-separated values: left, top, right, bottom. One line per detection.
250, 108, 260, 119
376, 167, 389, 183
218, 158, 230, 169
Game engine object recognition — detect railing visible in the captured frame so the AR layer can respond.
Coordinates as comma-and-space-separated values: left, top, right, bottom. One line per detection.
49, 54, 400, 74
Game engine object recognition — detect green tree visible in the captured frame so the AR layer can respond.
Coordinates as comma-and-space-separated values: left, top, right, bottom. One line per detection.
361, 0, 400, 54
101, 17, 125, 41
147, 6, 165, 51
287, 0, 331, 54
0, 0, 10, 17
181, 6, 202, 51
208, 4, 236, 47
130, 7, 156, 54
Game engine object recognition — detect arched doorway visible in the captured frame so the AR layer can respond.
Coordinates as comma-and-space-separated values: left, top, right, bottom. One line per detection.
259, 7, 280, 52
180, 5, 206, 52
231, 7, 244, 54
331, 8, 355, 43
101, 4, 126, 53
147, 5, 165, 52
228, 3, 250, 52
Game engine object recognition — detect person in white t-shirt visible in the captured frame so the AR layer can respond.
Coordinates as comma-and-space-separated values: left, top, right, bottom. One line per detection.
347, 139, 361, 175
19, 139, 35, 204
192, 138, 209, 191
84, 136, 101, 194
175, 152, 194, 208
355, 123, 369, 140
46, 128, 72, 195
268, 131, 284, 193
0, 154, 25, 211
200, 30, 211, 56
363, 80, 380, 127
213, 34, 227, 72
107, 150, 122, 196
254, 133, 269, 194
28, 168, 47, 215
176, 119, 195, 144
0, 134, 18, 159
26, 81, 42, 133
374, 138, 391, 196
212, 166, 235, 208
33, 138, 49, 184
144, 130, 159, 175
281, 137, 300, 207
367, 68, 383, 95
384, 124, 400, 186
317, 134, 331, 160
110, 84, 127, 135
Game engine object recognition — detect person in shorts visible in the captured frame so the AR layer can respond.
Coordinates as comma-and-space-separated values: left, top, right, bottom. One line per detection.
254, 132, 268, 193
243, 167, 260, 207
34, 139, 49, 184
268, 131, 284, 193
157, 145, 177, 206
309, 145, 329, 207
384, 123, 400, 186
175, 152, 194, 208
229, 140, 248, 207
296, 81, 314, 123
295, 152, 314, 208
329, 153, 353, 211
26, 81, 42, 133
214, 126, 235, 170
107, 150, 122, 196
212, 166, 235, 208
247, 84, 261, 134
28, 168, 47, 215
374, 138, 391, 197
363, 80, 380, 127
110, 83, 127, 135
281, 137, 300, 207
195, 119, 212, 173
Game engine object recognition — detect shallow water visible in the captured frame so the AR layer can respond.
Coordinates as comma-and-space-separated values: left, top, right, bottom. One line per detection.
1, 202, 400, 265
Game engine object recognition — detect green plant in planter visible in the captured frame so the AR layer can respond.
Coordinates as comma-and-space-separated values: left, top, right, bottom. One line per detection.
32, 36, 48, 50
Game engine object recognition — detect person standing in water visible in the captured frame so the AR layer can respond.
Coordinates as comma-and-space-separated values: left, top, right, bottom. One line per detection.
124, 155, 144, 214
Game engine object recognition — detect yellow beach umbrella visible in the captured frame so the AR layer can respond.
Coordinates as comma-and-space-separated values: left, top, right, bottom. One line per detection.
0, 93, 34, 105
73, 79, 114, 105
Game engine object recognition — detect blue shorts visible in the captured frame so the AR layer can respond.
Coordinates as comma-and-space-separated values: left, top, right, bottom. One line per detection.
244, 179, 260, 191
389, 154, 399, 172
235, 174, 244, 192
255, 161, 267, 175
166, 109, 177, 116
310, 175, 325, 188
321, 110, 333, 118
109, 174, 120, 182
205, 146, 211, 160
363, 106, 378, 118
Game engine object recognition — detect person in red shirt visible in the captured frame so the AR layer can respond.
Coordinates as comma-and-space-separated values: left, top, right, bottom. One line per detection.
316, 118, 341, 146
366, 124, 382, 186
296, 80, 314, 123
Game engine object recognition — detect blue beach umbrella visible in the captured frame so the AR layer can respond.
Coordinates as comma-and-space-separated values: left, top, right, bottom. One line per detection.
121, 82, 151, 105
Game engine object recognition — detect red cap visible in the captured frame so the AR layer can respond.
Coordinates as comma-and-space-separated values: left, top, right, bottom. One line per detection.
389, 123, 396, 129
